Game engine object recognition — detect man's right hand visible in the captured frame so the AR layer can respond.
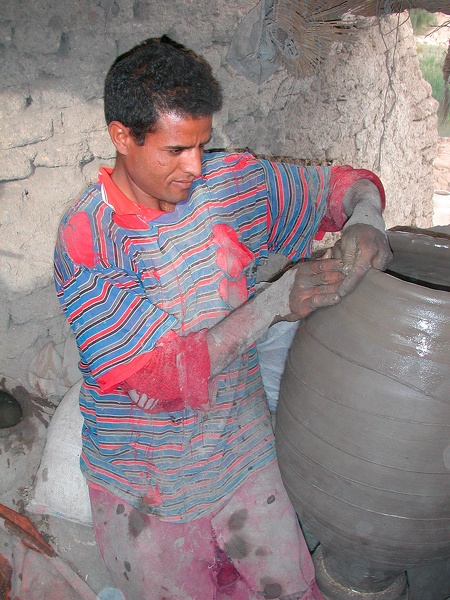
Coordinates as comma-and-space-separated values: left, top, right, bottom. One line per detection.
207, 253, 344, 378
287, 256, 345, 320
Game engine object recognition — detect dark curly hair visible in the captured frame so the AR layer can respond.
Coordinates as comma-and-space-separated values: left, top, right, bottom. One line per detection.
104, 36, 223, 145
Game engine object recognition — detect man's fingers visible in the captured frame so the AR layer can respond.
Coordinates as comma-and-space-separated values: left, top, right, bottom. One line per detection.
290, 291, 340, 317
293, 271, 345, 292
338, 263, 370, 296
338, 224, 393, 274
290, 280, 342, 317
309, 291, 341, 308
372, 239, 393, 270
295, 257, 345, 276
319, 248, 333, 260
288, 256, 351, 317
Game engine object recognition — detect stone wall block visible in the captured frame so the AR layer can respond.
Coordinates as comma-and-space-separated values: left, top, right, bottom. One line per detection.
116, 4, 172, 44
9, 286, 61, 326
51, 111, 65, 136
224, 115, 256, 149
202, 46, 223, 74
0, 148, 34, 182
0, 50, 39, 87
3, 320, 43, 361
34, 135, 93, 169
209, 104, 230, 149
13, 22, 62, 54
423, 144, 439, 163
169, 21, 214, 55
87, 130, 115, 161
355, 129, 369, 155
31, 75, 105, 110
213, 3, 248, 42
114, 29, 157, 59
0, 88, 31, 119
0, 21, 13, 48
37, 55, 80, 80
62, 99, 106, 135
61, 31, 117, 74
412, 96, 439, 121
268, 77, 304, 116
0, 299, 11, 334
0, 167, 87, 294
219, 69, 259, 121
2, 107, 54, 150
117, 1, 215, 51
247, 112, 287, 157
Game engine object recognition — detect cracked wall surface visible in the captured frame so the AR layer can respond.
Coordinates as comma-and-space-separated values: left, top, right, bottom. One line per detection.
0, 0, 439, 402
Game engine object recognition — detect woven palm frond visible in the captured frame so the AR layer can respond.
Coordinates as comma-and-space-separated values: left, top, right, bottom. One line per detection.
272, 0, 374, 77
350, 1, 450, 16
271, 1, 450, 78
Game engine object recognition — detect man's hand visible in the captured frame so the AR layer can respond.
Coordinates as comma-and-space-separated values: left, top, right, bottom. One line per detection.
333, 223, 393, 297
288, 257, 345, 319
207, 254, 344, 377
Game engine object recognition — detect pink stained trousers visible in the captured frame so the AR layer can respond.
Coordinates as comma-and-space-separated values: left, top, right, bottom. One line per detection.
88, 460, 323, 600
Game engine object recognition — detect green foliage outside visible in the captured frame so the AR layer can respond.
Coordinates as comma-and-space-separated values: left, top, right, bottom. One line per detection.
416, 43, 450, 136
417, 43, 446, 102
412, 9, 450, 136
410, 9, 438, 35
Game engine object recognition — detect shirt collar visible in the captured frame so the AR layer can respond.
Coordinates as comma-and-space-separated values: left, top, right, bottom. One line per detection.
98, 167, 165, 222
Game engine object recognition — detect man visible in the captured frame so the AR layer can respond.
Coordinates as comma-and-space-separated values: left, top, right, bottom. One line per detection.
54, 36, 391, 600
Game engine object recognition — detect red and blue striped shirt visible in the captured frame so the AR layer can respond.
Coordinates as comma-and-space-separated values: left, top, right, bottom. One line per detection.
54, 151, 383, 521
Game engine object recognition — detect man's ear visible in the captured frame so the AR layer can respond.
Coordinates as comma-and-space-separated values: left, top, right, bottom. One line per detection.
108, 121, 133, 155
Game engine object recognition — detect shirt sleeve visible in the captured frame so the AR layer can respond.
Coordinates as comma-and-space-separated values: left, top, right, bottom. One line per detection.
260, 160, 386, 252
259, 159, 332, 260
54, 212, 177, 393
317, 165, 386, 236
121, 329, 211, 413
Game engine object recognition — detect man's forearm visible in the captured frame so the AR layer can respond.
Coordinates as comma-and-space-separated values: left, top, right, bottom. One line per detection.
207, 269, 296, 377
333, 178, 392, 296
342, 179, 386, 233
207, 254, 346, 377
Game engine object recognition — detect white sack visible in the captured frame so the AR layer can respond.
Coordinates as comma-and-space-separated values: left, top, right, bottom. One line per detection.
27, 380, 92, 525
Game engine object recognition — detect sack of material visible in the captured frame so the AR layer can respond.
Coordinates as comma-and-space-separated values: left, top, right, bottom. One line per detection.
257, 320, 300, 413
27, 380, 92, 526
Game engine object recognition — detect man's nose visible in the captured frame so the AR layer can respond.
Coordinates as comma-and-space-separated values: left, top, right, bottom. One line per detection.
182, 148, 203, 178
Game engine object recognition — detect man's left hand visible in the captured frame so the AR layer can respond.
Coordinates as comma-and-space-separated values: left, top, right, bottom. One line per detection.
333, 223, 393, 297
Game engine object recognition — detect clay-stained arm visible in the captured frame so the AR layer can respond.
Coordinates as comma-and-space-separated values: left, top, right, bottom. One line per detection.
207, 256, 344, 377
122, 256, 345, 410
334, 179, 393, 296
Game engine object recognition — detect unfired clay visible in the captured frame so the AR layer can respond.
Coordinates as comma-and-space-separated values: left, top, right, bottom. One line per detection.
275, 231, 450, 597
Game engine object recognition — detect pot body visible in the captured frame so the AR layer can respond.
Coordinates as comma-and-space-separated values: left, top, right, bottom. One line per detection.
276, 232, 450, 568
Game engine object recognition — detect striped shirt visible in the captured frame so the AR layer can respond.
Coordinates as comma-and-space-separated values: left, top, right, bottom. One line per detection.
54, 151, 340, 521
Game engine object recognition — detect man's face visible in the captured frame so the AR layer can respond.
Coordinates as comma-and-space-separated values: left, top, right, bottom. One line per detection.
111, 112, 213, 212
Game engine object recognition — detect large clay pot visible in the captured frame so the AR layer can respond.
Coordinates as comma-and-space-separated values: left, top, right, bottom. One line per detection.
275, 230, 450, 597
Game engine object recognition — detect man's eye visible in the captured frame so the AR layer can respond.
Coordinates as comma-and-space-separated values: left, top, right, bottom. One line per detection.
169, 148, 183, 155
